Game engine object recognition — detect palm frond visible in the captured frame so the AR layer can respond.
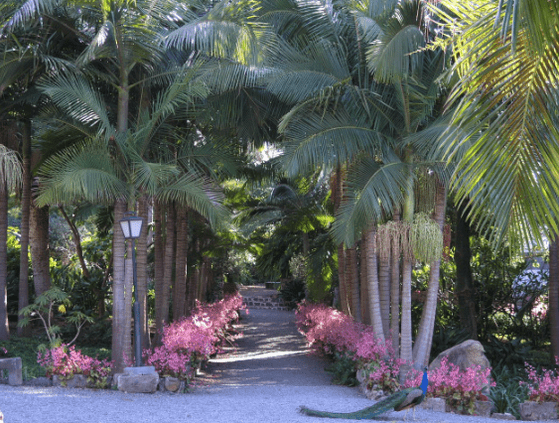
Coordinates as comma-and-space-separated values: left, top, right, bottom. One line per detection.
38, 72, 115, 137
36, 141, 128, 206
331, 157, 411, 245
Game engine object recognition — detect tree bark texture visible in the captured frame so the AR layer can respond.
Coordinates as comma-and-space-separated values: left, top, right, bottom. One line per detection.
390, 210, 401, 357
360, 231, 370, 325
112, 199, 128, 372
549, 235, 559, 358
173, 204, 188, 320
136, 196, 149, 350
412, 179, 446, 368
155, 203, 175, 341
365, 227, 384, 341
455, 203, 477, 339
346, 246, 360, 320
0, 186, 9, 340
30, 203, 51, 296
17, 120, 31, 337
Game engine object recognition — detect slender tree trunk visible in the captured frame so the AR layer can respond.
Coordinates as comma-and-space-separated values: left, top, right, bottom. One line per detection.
455, 203, 477, 339
338, 245, 348, 313
390, 210, 401, 357
549, 235, 559, 358
17, 120, 31, 337
155, 203, 175, 339
112, 200, 128, 372
136, 196, 149, 350
413, 179, 447, 368
173, 204, 188, 320
0, 186, 9, 340
360, 232, 370, 325
378, 253, 390, 336
347, 246, 360, 320
30, 203, 50, 296
365, 227, 384, 340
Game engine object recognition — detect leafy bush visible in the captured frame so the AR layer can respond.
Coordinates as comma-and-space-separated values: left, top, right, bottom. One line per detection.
489, 365, 529, 419
280, 279, 306, 310
37, 344, 113, 388
144, 293, 245, 382
524, 358, 559, 403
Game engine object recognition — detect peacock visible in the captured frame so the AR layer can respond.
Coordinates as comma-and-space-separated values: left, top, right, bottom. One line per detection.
299, 367, 428, 420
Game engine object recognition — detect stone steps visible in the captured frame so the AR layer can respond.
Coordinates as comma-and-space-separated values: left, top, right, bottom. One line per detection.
242, 295, 289, 311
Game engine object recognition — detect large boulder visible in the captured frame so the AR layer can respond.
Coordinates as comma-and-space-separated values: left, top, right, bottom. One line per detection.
117, 366, 159, 394
429, 339, 490, 373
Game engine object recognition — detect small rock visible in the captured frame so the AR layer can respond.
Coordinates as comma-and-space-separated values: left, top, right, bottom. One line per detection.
419, 397, 446, 412
474, 400, 493, 417
53, 374, 88, 388
164, 377, 182, 392
25, 377, 53, 387
491, 412, 517, 420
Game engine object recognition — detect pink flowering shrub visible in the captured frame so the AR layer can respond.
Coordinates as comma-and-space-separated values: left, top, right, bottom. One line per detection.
38, 344, 113, 388
524, 358, 559, 403
297, 302, 494, 414
144, 293, 245, 381
404, 357, 494, 415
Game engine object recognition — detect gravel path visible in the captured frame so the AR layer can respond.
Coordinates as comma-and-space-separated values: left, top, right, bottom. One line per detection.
0, 308, 557, 423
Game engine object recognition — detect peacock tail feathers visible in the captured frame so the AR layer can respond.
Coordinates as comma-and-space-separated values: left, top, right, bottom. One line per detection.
299, 367, 429, 419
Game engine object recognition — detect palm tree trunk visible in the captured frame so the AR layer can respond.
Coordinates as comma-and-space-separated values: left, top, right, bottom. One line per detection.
30, 203, 51, 296
365, 226, 384, 340
155, 202, 175, 339
378, 253, 390, 336
455, 203, 477, 339
0, 186, 9, 340
136, 196, 149, 350
390, 210, 401, 357
154, 198, 164, 338
549, 235, 559, 358
173, 204, 188, 320
347, 246, 360, 320
112, 199, 128, 371
412, 179, 446, 367
360, 232, 370, 324
17, 120, 31, 337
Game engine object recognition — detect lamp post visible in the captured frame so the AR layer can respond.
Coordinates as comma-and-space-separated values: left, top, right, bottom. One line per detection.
119, 211, 144, 367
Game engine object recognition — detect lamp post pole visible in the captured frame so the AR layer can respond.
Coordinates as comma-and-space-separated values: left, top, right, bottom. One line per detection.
119, 212, 144, 367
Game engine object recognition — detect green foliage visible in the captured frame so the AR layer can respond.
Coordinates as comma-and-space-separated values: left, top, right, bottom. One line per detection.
325, 352, 358, 387
0, 337, 46, 380
18, 287, 94, 349
279, 279, 306, 310
488, 365, 529, 419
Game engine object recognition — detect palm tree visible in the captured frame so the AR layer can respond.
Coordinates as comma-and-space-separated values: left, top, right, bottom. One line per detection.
433, 0, 559, 358
0, 131, 23, 341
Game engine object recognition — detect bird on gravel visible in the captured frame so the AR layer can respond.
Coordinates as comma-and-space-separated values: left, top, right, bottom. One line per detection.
299, 366, 428, 420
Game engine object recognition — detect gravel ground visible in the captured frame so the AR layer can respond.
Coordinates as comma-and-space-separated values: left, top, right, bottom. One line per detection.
0, 308, 557, 423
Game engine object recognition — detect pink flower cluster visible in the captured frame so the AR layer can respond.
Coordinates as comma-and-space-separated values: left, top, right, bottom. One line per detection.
296, 301, 494, 413
404, 357, 493, 414
144, 293, 245, 381
524, 358, 559, 403
37, 344, 113, 388
295, 301, 390, 362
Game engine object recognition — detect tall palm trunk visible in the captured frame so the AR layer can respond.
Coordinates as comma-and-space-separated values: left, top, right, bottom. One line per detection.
155, 202, 175, 340
360, 232, 370, 324
0, 186, 9, 340
17, 120, 31, 337
347, 246, 360, 319
173, 204, 188, 320
400, 149, 415, 368
412, 179, 447, 367
30, 203, 50, 295
365, 226, 384, 340
112, 199, 128, 371
455, 203, 477, 339
549, 235, 559, 358
378, 253, 390, 336
390, 210, 401, 357
153, 199, 165, 343
136, 196, 149, 350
